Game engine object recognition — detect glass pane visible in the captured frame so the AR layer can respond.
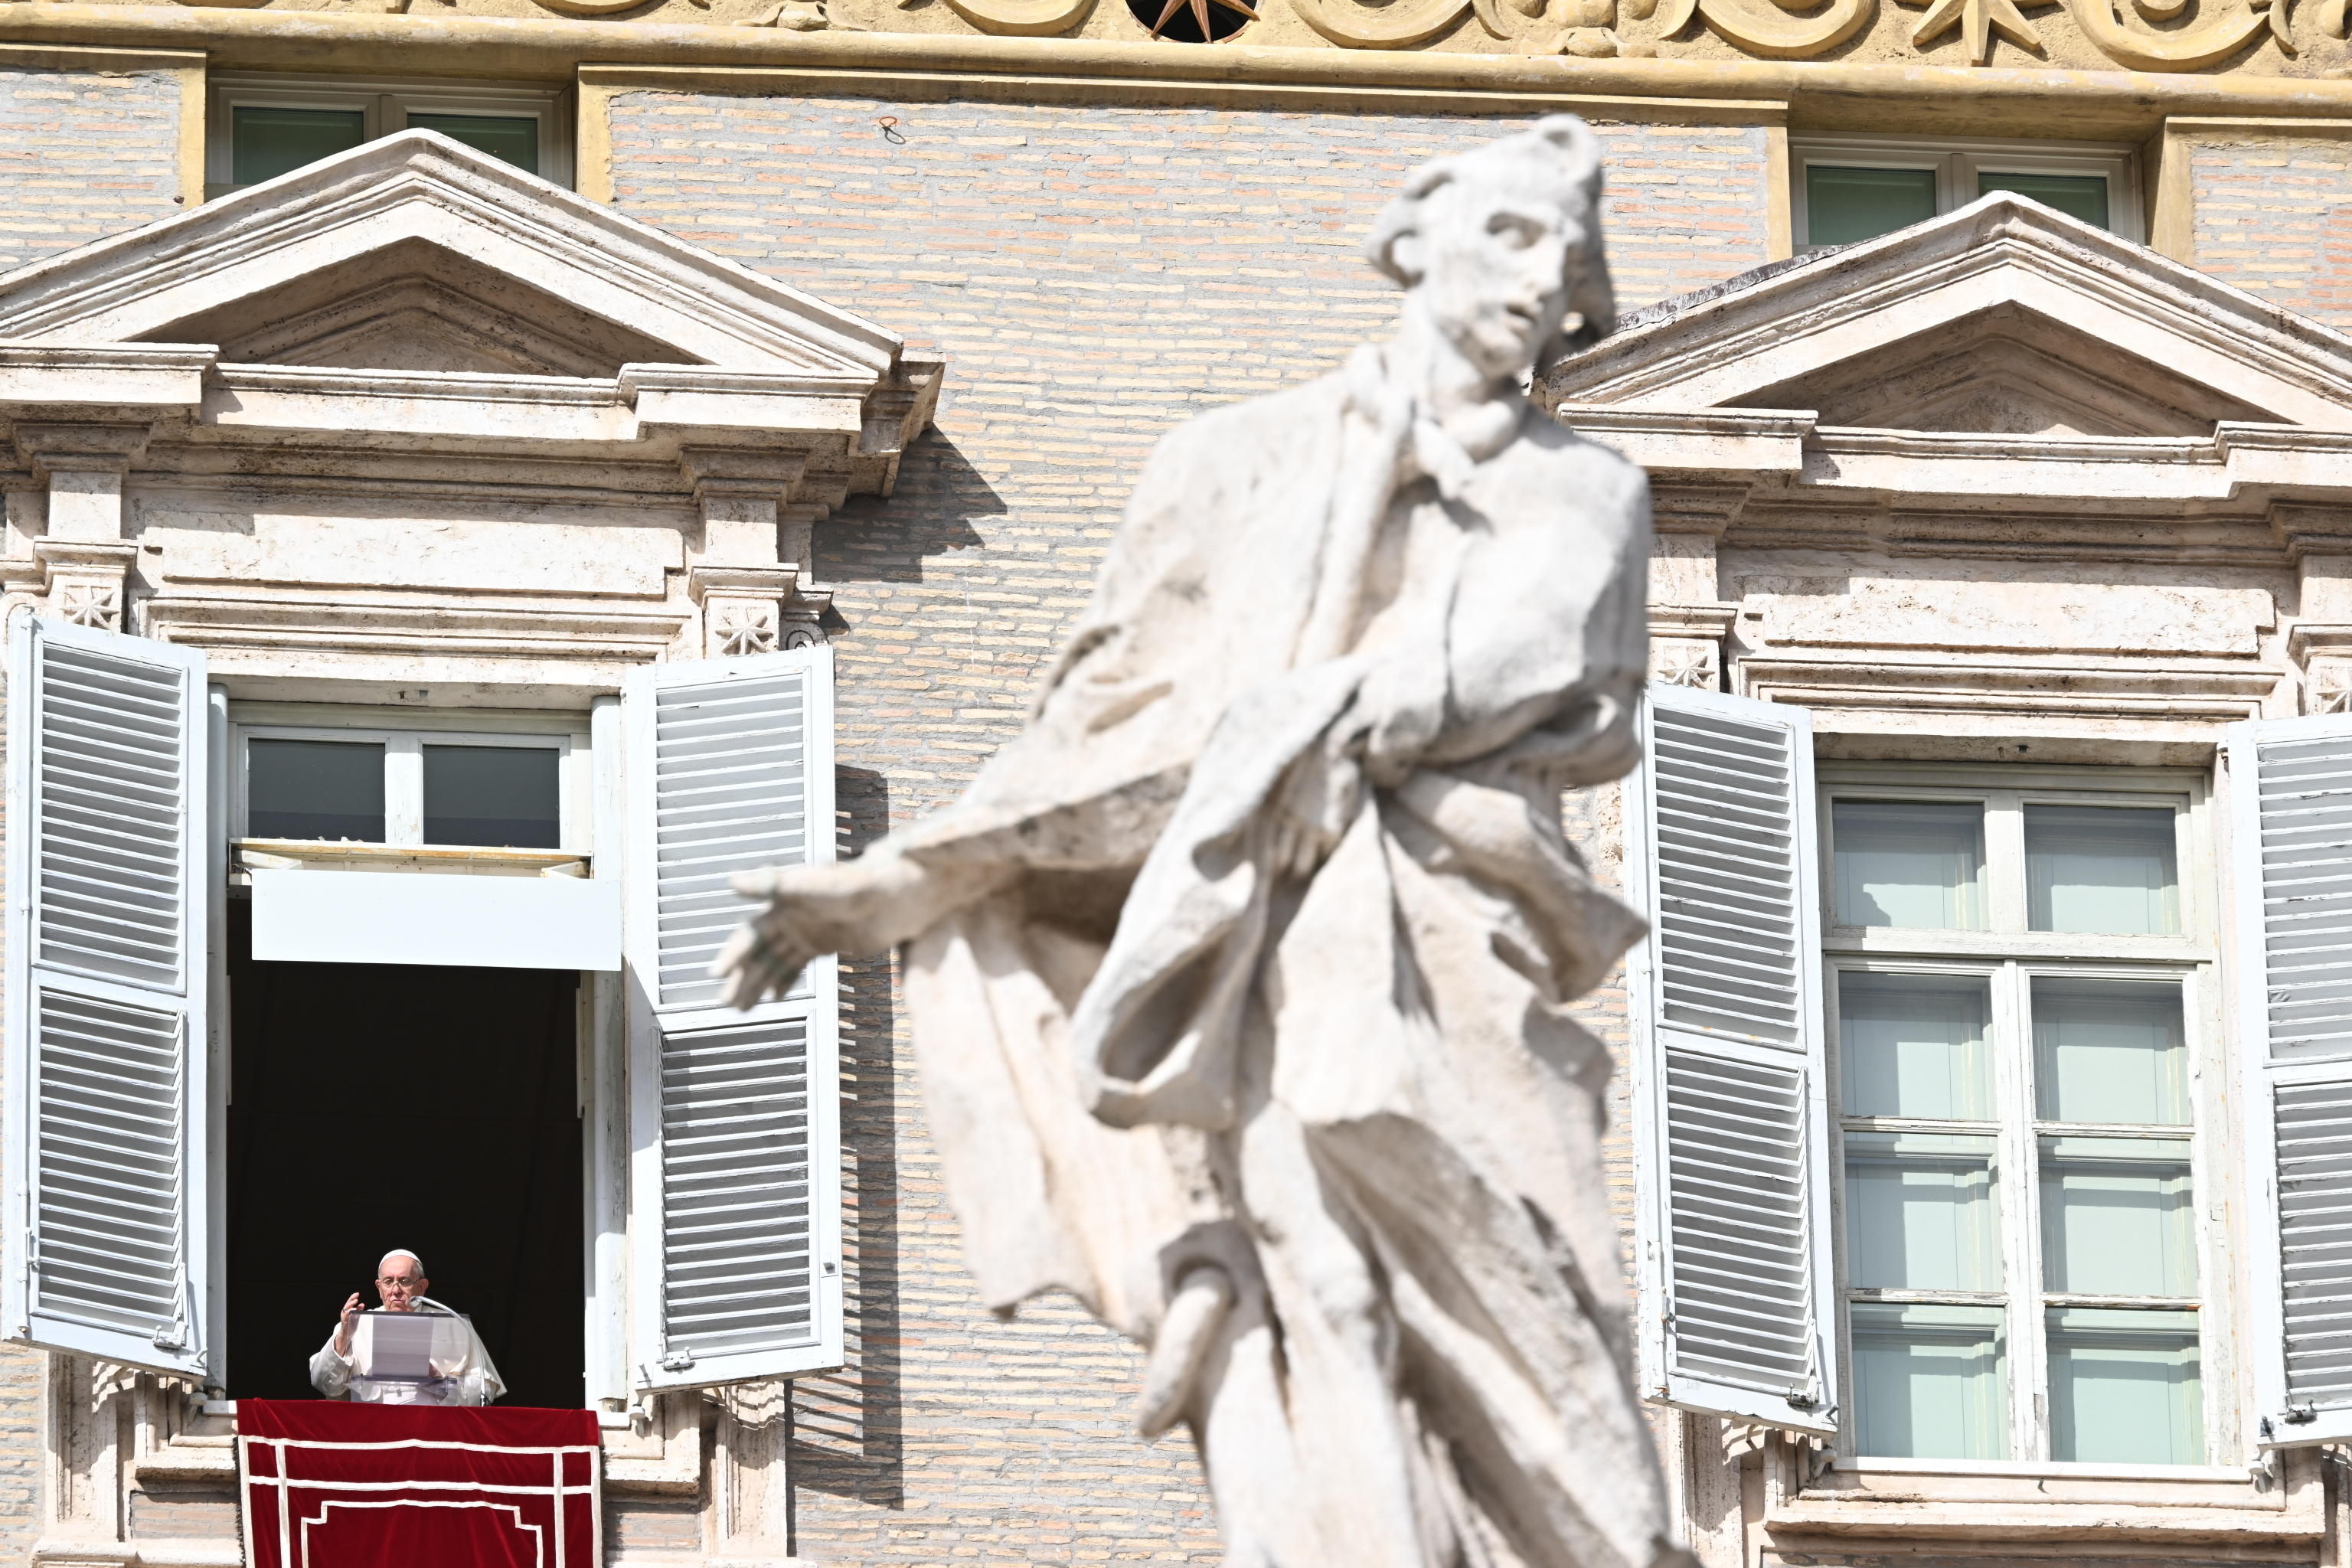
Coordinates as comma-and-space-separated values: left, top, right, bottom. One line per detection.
2046, 1308, 2203, 1463
1838, 972, 1994, 1120
1851, 1303, 2009, 1459
2039, 1136, 2197, 1297
407, 113, 540, 175
2031, 978, 2189, 1125
1806, 165, 1939, 247
1978, 172, 2111, 230
247, 739, 386, 842
232, 106, 368, 186
1844, 1132, 2002, 1290
1833, 801, 1986, 930
422, 745, 561, 848
2026, 805, 2179, 936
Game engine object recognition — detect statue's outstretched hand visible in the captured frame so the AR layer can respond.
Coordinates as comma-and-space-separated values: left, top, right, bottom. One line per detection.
712, 867, 822, 1009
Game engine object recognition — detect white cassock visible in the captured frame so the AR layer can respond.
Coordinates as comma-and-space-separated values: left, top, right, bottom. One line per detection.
309, 1297, 506, 1406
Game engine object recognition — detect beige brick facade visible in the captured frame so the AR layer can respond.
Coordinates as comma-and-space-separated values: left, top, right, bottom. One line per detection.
0, 62, 183, 272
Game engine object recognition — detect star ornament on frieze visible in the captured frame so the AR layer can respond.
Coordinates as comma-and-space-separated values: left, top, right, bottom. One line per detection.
1899, 0, 2058, 61
1142, 0, 1259, 38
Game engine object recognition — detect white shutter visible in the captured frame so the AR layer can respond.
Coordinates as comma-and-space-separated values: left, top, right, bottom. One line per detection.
2228, 714, 2352, 1446
2, 616, 213, 1380
1625, 681, 1836, 1436
623, 645, 841, 1393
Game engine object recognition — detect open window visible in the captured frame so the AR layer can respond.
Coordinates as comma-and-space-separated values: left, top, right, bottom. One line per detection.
3, 622, 846, 1407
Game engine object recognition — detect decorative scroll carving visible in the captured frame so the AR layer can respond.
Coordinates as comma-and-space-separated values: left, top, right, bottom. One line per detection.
1292, 0, 1471, 47
2064, 0, 2275, 66
1655, 0, 1874, 59
936, 0, 1095, 34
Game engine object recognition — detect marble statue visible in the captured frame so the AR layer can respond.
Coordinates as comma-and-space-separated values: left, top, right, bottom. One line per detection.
715, 116, 1687, 1568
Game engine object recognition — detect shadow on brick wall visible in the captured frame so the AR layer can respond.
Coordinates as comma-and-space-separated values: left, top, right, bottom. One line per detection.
823, 430, 998, 585
789, 765, 906, 1514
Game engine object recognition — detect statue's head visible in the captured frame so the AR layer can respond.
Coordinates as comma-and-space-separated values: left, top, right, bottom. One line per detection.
1365, 116, 1615, 381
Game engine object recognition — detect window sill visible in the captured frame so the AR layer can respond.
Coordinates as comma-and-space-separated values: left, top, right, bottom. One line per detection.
231, 838, 588, 880
1766, 1448, 2323, 1545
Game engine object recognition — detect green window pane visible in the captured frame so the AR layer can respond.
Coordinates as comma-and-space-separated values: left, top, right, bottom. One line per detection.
2026, 805, 2179, 936
1851, 1303, 2010, 1459
1833, 801, 1987, 930
2039, 1136, 2197, 1297
232, 106, 367, 187
2031, 977, 2189, 1125
408, 113, 540, 175
2046, 1308, 2203, 1463
1806, 165, 1938, 247
1979, 172, 2111, 230
1844, 1132, 2003, 1291
247, 739, 386, 842
1838, 972, 1994, 1120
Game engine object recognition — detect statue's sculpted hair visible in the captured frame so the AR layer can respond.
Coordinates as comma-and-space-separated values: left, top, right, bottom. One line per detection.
1363, 113, 1616, 358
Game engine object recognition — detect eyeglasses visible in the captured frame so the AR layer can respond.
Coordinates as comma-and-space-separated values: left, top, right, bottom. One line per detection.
376, 1276, 424, 1289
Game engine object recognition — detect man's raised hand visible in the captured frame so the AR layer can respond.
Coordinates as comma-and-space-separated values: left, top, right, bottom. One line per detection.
334, 1293, 364, 1356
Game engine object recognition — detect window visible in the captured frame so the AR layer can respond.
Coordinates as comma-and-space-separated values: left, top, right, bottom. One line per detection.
1823, 772, 2210, 1465
206, 74, 573, 199
1793, 136, 2142, 249
235, 717, 583, 851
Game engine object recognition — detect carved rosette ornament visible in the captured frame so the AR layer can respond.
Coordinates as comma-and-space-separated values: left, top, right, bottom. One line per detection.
1651, 639, 1720, 691
2308, 660, 2352, 715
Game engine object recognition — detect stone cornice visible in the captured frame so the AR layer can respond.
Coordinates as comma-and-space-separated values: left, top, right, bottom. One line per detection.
11, 7, 2352, 136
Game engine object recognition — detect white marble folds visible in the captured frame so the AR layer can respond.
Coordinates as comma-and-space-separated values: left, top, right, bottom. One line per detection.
718, 116, 1684, 1568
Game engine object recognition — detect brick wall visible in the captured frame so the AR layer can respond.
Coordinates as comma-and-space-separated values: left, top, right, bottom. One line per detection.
2187, 134, 2352, 332
608, 91, 1756, 1563
0, 65, 182, 273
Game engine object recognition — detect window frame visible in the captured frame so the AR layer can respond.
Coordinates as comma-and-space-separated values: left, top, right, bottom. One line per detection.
205, 72, 576, 199
1816, 761, 2228, 1475
229, 708, 592, 856
1792, 134, 2145, 249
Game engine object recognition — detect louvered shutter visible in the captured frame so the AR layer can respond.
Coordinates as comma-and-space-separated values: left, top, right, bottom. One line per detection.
1624, 681, 1836, 1436
2, 616, 213, 1380
2227, 714, 2352, 1446
622, 645, 841, 1393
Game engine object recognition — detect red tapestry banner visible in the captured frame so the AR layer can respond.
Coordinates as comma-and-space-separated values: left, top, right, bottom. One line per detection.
237, 1400, 601, 1568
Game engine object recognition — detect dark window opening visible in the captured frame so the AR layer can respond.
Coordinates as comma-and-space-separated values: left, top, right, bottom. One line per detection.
407, 113, 540, 174
247, 739, 386, 843
423, 745, 562, 848
224, 903, 585, 1407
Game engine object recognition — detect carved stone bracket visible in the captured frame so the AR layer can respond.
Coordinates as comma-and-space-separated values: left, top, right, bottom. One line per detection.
34, 541, 136, 632
688, 564, 825, 656
1650, 603, 1737, 692
2288, 623, 2352, 714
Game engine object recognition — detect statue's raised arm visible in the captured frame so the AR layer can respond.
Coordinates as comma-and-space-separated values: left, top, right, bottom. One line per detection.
714, 116, 1690, 1568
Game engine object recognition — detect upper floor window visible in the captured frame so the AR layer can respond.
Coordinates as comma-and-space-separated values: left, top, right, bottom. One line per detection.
1794, 136, 2143, 250
206, 74, 573, 199
1822, 774, 2209, 1465
237, 717, 586, 852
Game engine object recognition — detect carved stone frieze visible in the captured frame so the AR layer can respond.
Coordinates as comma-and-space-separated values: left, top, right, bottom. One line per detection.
34, 541, 136, 633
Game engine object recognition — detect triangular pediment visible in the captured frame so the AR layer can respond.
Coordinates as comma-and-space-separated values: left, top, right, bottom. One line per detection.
1548, 194, 2352, 436
0, 129, 903, 383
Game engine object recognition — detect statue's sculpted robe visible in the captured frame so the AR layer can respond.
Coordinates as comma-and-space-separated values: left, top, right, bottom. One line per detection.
877, 347, 1679, 1568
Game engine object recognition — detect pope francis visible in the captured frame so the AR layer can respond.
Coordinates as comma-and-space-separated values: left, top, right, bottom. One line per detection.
309, 1249, 505, 1406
